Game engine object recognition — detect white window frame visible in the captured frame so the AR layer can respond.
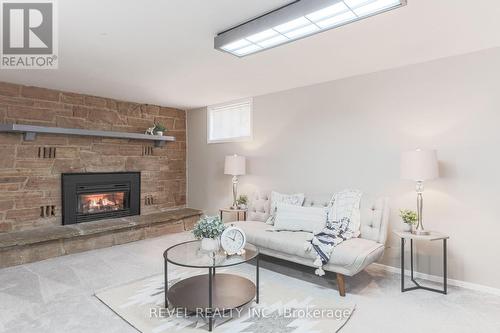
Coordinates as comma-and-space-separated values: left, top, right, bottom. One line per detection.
207, 98, 253, 144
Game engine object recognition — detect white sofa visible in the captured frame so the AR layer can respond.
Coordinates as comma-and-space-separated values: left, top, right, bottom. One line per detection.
231, 191, 390, 296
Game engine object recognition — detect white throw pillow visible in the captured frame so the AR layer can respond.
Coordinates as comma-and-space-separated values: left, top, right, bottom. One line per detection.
328, 189, 363, 237
274, 204, 327, 233
265, 191, 305, 225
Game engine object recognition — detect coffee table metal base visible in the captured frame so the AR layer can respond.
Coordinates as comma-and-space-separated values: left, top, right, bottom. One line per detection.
168, 273, 256, 311
165, 257, 260, 331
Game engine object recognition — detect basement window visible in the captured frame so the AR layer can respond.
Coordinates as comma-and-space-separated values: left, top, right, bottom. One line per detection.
207, 98, 252, 143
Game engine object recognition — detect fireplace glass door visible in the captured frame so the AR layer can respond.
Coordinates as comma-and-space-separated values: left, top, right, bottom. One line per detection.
62, 172, 140, 225
77, 192, 127, 215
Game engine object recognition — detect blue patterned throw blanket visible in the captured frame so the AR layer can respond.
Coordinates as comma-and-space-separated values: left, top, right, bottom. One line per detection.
305, 189, 362, 276
305, 217, 354, 276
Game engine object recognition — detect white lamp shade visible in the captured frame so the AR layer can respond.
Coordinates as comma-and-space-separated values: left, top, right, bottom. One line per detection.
400, 149, 438, 181
224, 155, 246, 176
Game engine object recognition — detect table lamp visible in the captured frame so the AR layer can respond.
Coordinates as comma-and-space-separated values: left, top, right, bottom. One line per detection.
224, 155, 246, 209
400, 149, 439, 235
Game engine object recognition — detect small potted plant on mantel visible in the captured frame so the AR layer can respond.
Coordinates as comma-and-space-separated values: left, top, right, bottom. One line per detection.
153, 123, 166, 136
192, 216, 226, 253
399, 209, 418, 232
237, 194, 248, 210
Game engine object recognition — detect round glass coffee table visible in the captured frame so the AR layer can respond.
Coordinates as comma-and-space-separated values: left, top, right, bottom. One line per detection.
164, 240, 259, 332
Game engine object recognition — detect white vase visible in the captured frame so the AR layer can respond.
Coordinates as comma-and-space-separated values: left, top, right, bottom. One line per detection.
156, 131, 164, 136
402, 223, 413, 232
201, 238, 219, 252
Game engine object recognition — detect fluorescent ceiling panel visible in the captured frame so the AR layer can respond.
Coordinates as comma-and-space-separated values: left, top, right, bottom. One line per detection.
257, 35, 289, 48
233, 44, 262, 56
215, 0, 407, 57
274, 17, 311, 33
316, 10, 357, 28
306, 2, 350, 22
246, 29, 279, 43
343, 0, 373, 7
350, 0, 402, 17
221, 39, 251, 52
284, 24, 320, 39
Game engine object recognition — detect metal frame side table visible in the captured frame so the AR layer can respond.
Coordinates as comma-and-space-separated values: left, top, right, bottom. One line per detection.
164, 240, 259, 332
219, 208, 247, 222
394, 230, 449, 295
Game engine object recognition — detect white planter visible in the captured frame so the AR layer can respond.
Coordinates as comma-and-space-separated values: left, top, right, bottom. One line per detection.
402, 223, 413, 232
156, 131, 164, 136
201, 238, 219, 253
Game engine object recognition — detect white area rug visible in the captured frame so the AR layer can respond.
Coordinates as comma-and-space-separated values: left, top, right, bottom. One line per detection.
95, 264, 355, 333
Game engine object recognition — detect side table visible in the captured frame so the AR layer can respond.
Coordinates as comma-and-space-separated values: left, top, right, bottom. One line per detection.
393, 230, 449, 294
219, 208, 247, 222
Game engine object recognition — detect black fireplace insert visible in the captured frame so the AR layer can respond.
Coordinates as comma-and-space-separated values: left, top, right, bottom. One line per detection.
62, 172, 140, 225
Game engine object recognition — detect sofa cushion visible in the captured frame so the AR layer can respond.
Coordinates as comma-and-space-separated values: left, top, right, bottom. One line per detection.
232, 221, 316, 260
265, 191, 305, 225
274, 204, 327, 233
233, 221, 384, 273
247, 191, 271, 222
360, 197, 389, 244
327, 189, 363, 238
328, 237, 383, 269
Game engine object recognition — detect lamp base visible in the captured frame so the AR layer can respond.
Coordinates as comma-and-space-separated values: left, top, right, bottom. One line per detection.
414, 185, 430, 236
230, 205, 238, 210
231, 176, 239, 211
412, 229, 430, 236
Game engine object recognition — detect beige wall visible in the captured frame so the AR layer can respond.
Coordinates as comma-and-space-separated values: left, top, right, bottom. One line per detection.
187, 47, 500, 290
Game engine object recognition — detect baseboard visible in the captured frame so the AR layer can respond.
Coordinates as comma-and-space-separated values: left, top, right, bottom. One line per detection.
371, 263, 500, 296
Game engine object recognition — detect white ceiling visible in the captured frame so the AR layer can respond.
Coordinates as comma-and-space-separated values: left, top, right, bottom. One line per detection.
2, 0, 500, 109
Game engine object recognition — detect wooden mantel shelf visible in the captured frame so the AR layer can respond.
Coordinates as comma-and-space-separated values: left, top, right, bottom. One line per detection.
0, 123, 175, 147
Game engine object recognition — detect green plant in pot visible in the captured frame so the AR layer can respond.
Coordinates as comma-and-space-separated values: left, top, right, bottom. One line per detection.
192, 216, 226, 253
237, 194, 248, 209
153, 123, 166, 136
399, 209, 418, 232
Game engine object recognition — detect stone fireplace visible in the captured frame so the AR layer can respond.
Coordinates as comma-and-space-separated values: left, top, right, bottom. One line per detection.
0, 81, 202, 268
61, 172, 141, 225
0, 81, 189, 233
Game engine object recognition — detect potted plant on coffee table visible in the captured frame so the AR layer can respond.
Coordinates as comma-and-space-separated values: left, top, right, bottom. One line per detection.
399, 209, 418, 232
192, 216, 226, 253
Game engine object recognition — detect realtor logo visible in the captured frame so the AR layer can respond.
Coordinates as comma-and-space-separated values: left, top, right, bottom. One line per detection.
1, 0, 58, 69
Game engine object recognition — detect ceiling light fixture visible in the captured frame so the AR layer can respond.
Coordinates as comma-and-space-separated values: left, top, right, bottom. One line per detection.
215, 0, 407, 57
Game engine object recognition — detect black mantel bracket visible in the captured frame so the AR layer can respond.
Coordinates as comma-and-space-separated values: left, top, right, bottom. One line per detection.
0, 123, 175, 147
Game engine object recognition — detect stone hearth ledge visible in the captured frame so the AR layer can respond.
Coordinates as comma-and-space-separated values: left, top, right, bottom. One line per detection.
0, 208, 202, 268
